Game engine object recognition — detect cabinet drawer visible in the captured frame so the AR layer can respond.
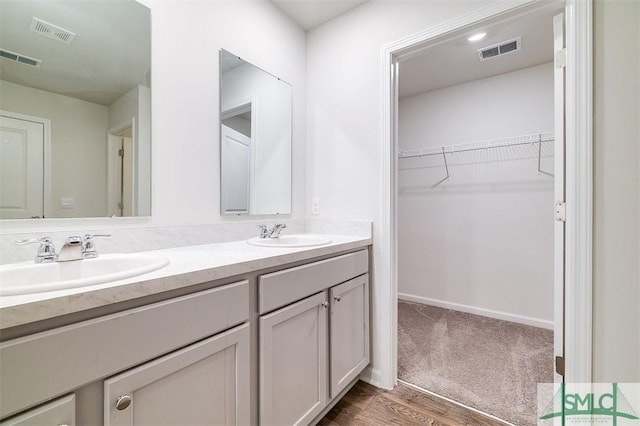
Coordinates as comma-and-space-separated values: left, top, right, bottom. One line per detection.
0, 280, 249, 419
259, 250, 368, 314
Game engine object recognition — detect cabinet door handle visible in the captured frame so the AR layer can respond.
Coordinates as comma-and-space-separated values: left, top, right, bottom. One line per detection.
334, 296, 341, 302
115, 394, 132, 411
321, 301, 329, 309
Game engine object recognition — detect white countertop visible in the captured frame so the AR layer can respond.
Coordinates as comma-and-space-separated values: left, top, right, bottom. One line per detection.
0, 235, 371, 330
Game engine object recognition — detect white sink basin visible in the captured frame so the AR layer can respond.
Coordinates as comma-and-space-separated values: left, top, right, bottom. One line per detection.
247, 235, 332, 248
0, 254, 170, 296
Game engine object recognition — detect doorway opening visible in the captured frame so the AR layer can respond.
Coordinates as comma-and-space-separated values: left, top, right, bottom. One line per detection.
379, 0, 593, 424
107, 120, 136, 217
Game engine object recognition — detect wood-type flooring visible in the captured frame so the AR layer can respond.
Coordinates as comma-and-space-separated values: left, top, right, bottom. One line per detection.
318, 381, 508, 426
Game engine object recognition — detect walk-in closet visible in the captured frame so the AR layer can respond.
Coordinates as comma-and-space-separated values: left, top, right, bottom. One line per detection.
396, 6, 563, 426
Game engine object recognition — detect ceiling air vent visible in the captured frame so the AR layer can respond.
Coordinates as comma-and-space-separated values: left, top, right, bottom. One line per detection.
30, 17, 76, 44
0, 48, 42, 68
478, 37, 521, 61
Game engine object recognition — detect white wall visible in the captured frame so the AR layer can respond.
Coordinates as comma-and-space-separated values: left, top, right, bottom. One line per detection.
398, 63, 554, 328
306, 0, 498, 388
0, 80, 108, 218
593, 0, 640, 382
139, 0, 305, 225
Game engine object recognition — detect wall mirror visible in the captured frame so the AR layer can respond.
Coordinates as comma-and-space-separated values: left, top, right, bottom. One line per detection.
0, 0, 151, 219
219, 49, 292, 216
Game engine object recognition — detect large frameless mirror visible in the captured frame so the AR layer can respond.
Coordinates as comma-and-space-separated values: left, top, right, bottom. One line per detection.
219, 49, 292, 216
0, 0, 151, 219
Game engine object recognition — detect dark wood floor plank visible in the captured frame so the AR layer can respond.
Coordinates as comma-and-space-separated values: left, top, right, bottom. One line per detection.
385, 384, 506, 426
339, 381, 379, 410
318, 381, 508, 426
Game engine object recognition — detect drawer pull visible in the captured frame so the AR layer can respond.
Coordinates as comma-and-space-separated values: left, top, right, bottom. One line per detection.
115, 394, 132, 410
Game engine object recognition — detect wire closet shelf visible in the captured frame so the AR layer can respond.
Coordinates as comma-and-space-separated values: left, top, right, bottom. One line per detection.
398, 131, 555, 185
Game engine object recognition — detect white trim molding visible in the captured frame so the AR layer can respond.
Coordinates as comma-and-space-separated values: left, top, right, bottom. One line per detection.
398, 293, 554, 330
380, 0, 593, 389
563, 0, 593, 384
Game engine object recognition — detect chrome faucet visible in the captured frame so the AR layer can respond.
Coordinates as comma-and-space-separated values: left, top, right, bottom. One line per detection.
57, 236, 84, 262
256, 224, 287, 239
269, 224, 287, 238
58, 234, 111, 261
15, 237, 57, 263
16, 234, 111, 263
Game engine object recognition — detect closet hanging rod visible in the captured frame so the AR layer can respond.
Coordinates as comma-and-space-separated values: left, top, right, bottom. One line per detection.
398, 132, 554, 160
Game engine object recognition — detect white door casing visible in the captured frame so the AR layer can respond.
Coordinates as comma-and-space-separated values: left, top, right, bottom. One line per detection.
380, 0, 593, 389
553, 11, 566, 383
122, 136, 134, 217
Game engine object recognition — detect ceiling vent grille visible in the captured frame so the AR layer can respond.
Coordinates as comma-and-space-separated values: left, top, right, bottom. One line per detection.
0, 48, 42, 68
478, 37, 521, 61
29, 17, 76, 44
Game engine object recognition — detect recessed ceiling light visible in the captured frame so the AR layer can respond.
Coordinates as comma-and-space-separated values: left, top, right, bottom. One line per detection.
468, 32, 487, 42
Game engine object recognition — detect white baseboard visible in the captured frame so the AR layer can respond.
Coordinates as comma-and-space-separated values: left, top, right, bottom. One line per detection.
359, 366, 392, 390
398, 293, 553, 330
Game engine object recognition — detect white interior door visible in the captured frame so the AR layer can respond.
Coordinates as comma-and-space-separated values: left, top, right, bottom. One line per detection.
553, 12, 566, 383
0, 115, 44, 219
221, 124, 251, 214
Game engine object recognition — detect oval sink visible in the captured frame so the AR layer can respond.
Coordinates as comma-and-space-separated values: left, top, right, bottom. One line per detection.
0, 254, 170, 296
247, 235, 332, 248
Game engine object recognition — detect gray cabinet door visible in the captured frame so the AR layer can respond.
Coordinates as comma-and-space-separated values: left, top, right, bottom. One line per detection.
260, 291, 328, 426
104, 323, 250, 426
0, 394, 75, 426
329, 274, 370, 398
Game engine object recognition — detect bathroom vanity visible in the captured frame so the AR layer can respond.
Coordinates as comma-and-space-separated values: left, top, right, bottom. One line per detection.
0, 235, 371, 426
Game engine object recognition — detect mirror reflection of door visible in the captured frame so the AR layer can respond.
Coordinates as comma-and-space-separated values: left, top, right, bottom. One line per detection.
0, 113, 45, 219
221, 106, 252, 214
107, 125, 134, 217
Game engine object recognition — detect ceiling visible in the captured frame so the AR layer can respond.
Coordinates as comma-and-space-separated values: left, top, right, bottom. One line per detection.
270, 0, 369, 31
0, 0, 150, 106
398, 6, 561, 98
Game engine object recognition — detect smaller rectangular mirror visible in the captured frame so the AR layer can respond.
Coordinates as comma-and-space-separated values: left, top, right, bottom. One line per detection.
219, 50, 292, 216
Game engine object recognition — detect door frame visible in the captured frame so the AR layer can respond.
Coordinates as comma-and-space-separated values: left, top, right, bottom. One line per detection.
0, 109, 52, 219
379, 0, 592, 388
107, 119, 137, 216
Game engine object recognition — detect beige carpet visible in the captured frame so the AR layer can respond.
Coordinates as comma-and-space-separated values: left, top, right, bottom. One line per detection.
398, 300, 553, 426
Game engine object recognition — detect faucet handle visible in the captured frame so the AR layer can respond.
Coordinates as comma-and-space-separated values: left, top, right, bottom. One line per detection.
84, 233, 111, 241
15, 237, 57, 263
257, 225, 269, 239
82, 234, 111, 258
269, 223, 287, 238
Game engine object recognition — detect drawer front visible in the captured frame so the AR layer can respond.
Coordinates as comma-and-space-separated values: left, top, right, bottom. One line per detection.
0, 280, 249, 419
259, 250, 368, 314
